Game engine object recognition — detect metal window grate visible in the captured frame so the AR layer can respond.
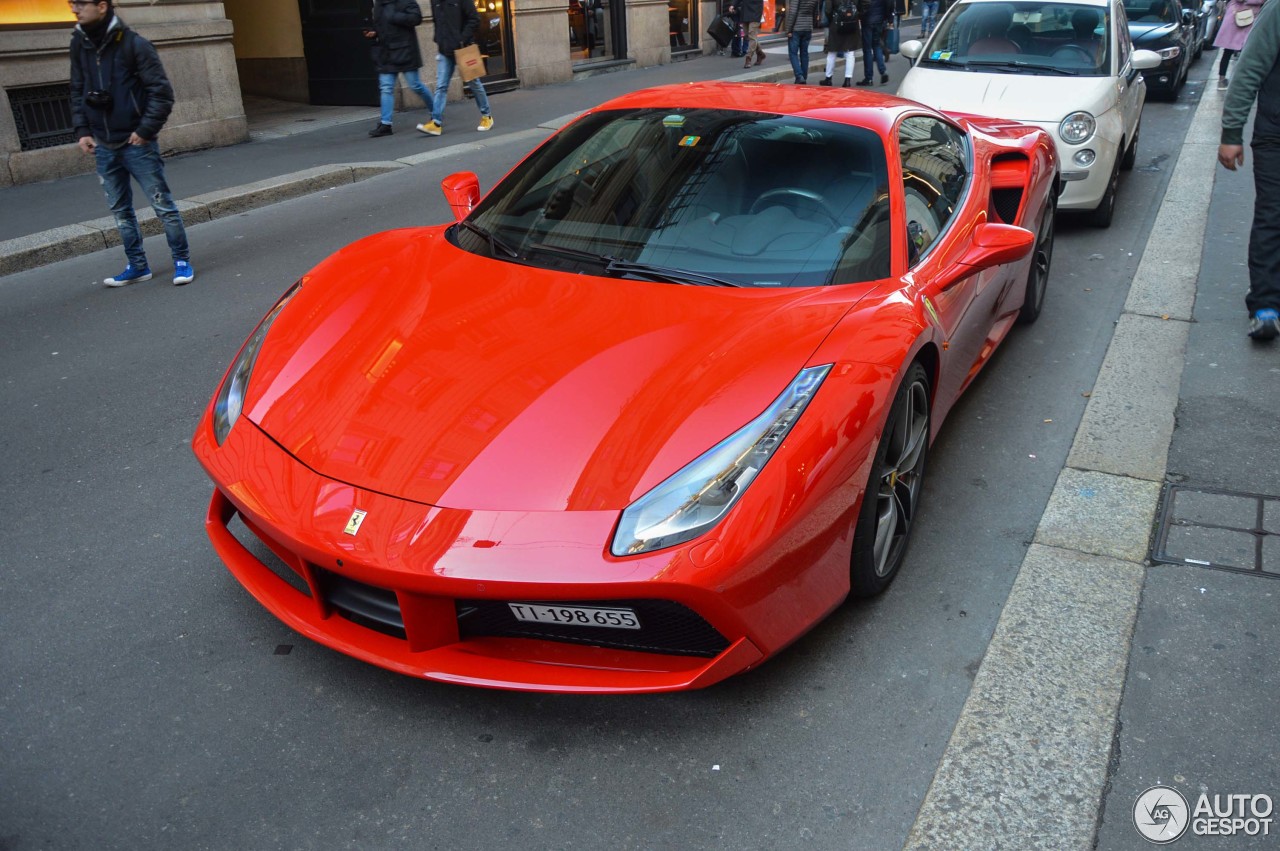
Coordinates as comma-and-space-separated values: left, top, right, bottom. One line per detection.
8, 83, 76, 151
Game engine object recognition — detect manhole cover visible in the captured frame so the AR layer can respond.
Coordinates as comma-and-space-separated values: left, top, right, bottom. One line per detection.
1152, 484, 1279, 577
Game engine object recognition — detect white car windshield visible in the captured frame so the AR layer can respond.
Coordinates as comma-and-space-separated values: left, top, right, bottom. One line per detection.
458, 108, 894, 287
921, 1, 1112, 76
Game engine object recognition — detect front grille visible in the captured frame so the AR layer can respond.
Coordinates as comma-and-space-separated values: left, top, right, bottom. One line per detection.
456, 599, 730, 657
8, 83, 75, 151
313, 567, 406, 639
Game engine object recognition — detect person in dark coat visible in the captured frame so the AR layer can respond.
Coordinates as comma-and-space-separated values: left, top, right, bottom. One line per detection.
1219, 0, 1280, 339
727, 0, 768, 67
857, 0, 892, 84
416, 0, 494, 136
364, 0, 432, 137
69, 0, 193, 288
819, 0, 860, 85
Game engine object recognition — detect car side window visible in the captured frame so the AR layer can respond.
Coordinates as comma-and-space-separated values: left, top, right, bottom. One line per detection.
1115, 3, 1131, 67
897, 116, 969, 267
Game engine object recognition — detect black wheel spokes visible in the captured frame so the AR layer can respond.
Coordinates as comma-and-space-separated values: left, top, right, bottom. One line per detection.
873, 380, 929, 577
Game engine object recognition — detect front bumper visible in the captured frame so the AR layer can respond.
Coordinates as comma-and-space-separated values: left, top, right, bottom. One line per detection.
194, 415, 856, 693
1027, 120, 1123, 212
1140, 57, 1182, 92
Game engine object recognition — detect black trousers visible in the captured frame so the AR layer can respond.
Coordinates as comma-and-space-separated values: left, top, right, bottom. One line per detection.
1247, 134, 1280, 313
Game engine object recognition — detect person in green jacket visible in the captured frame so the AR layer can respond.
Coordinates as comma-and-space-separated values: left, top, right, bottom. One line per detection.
1219, 0, 1280, 340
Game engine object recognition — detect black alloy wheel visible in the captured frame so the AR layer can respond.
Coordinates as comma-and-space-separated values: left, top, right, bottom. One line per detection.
1017, 199, 1055, 325
850, 362, 930, 597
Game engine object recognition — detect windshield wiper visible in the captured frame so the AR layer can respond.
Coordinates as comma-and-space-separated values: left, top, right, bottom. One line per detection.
458, 220, 522, 259
528, 242, 741, 287
526, 241, 612, 266
604, 259, 741, 287
965, 59, 1079, 75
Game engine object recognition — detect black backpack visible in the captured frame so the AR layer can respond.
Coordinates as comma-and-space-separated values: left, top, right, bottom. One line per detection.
833, 0, 859, 31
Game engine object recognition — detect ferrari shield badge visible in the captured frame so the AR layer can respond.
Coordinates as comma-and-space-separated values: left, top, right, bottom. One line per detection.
344, 509, 368, 536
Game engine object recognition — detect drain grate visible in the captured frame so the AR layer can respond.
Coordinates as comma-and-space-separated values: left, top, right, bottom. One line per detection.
1152, 484, 1279, 577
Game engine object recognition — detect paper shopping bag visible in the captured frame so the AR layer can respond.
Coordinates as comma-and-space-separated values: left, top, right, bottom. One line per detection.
455, 44, 486, 82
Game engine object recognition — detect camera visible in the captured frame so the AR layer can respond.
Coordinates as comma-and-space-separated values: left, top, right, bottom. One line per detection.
85, 90, 114, 110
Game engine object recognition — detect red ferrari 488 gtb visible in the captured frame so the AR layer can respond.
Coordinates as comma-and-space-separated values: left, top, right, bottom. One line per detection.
193, 82, 1057, 693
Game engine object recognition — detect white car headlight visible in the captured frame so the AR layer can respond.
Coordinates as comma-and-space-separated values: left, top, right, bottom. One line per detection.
611, 364, 832, 556
1059, 111, 1096, 145
212, 282, 301, 445
1157, 45, 1181, 59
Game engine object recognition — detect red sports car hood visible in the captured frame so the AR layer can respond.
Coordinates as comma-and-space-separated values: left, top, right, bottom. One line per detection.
246, 228, 868, 512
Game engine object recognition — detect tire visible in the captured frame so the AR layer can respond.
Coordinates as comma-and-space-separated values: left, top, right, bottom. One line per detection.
1120, 124, 1139, 171
850, 362, 930, 598
1086, 156, 1119, 228
1017, 198, 1054, 325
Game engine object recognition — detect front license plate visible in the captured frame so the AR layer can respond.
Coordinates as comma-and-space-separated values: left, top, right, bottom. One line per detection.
508, 603, 641, 630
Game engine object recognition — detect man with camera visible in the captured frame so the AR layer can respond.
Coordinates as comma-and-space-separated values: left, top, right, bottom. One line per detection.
70, 0, 194, 287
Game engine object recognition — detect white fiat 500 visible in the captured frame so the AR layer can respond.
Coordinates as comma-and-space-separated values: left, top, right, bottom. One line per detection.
898, 0, 1161, 226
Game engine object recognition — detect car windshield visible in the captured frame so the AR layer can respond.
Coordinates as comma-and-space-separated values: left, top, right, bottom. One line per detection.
457, 108, 893, 287
920, 1, 1112, 75
1124, 0, 1176, 22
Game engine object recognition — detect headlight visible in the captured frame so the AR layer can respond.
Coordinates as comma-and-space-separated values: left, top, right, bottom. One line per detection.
212, 282, 301, 445
1059, 111, 1096, 145
610, 364, 832, 557
1157, 45, 1181, 59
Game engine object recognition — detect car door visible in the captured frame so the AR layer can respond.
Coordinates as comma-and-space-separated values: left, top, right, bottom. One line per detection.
1113, 0, 1144, 144
897, 116, 992, 406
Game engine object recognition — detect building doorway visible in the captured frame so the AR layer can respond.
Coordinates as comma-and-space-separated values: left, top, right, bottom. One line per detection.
297, 0, 378, 106
471, 0, 519, 91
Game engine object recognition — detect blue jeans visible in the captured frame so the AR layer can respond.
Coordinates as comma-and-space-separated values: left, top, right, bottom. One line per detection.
921, 0, 938, 36
431, 51, 491, 125
95, 141, 189, 269
788, 31, 812, 81
379, 70, 432, 125
862, 23, 887, 79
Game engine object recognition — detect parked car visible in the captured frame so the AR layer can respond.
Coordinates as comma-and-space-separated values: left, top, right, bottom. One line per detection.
1184, 0, 1224, 54
898, 0, 1162, 226
1125, 0, 1198, 97
1201, 0, 1225, 45
192, 83, 1058, 693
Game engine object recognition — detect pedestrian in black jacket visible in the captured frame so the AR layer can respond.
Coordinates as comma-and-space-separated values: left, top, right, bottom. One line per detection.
70, 0, 193, 287
364, 0, 432, 137
416, 0, 494, 136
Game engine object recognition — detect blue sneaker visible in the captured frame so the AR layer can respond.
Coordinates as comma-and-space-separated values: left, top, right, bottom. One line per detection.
173, 260, 195, 286
103, 264, 152, 287
1249, 308, 1279, 341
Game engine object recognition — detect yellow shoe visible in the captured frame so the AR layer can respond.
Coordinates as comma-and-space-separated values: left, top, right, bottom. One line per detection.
477, 114, 494, 132
416, 120, 442, 137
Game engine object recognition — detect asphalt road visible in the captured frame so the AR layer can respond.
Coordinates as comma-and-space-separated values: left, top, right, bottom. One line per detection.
0, 68, 1209, 850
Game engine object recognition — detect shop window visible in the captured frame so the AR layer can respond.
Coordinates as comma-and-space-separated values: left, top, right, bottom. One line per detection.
570, 0, 623, 63
0, 0, 73, 26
